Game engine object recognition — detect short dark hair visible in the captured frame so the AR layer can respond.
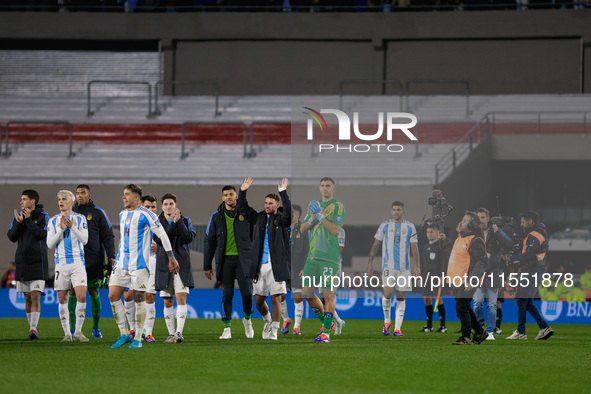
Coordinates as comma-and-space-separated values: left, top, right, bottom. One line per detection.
426, 223, 439, 231
520, 210, 539, 223
320, 177, 335, 185
265, 193, 280, 203
392, 201, 404, 208
124, 184, 142, 197
161, 193, 177, 203
292, 204, 302, 215
22, 189, 40, 205
141, 195, 156, 204
222, 185, 236, 193
76, 184, 91, 191
476, 208, 490, 217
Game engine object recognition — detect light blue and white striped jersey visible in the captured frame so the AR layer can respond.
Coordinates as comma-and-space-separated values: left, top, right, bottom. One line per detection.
47, 213, 88, 266
116, 206, 171, 271
374, 219, 417, 271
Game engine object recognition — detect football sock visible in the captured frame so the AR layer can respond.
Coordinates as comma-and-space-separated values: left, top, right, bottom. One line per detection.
383, 298, 392, 324
439, 303, 446, 326
312, 307, 325, 323
263, 312, 272, 324
496, 308, 503, 329
135, 301, 146, 342
110, 300, 128, 335
322, 312, 333, 334
244, 313, 251, 320
26, 312, 31, 328
281, 300, 290, 320
30, 312, 40, 332
333, 310, 343, 325
426, 304, 434, 327
124, 300, 136, 332
68, 294, 77, 332
223, 319, 231, 329
144, 302, 156, 336
177, 304, 187, 335
294, 302, 303, 329
394, 300, 406, 332
271, 321, 280, 332
164, 306, 176, 335
90, 292, 101, 330
75, 302, 86, 335
59, 303, 70, 336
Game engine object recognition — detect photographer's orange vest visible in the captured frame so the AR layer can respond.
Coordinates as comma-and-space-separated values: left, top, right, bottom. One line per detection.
447, 234, 482, 285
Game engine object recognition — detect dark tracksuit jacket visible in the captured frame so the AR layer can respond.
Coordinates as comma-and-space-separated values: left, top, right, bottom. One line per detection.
238, 189, 292, 282
155, 213, 196, 291
73, 200, 116, 280
203, 200, 255, 281
7, 205, 49, 282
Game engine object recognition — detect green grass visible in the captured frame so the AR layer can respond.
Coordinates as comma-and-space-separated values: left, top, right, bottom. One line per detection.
0, 318, 589, 393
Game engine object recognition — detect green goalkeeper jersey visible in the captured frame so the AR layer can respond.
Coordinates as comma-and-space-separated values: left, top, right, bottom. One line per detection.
303, 198, 346, 264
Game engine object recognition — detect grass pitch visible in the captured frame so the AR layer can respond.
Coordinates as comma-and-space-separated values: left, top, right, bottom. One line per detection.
0, 318, 589, 393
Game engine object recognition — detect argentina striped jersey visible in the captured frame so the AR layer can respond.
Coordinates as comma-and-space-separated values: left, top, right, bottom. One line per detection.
116, 206, 172, 271
374, 219, 417, 271
47, 213, 88, 266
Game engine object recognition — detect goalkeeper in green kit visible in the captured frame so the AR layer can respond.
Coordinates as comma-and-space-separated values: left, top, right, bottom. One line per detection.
300, 177, 345, 344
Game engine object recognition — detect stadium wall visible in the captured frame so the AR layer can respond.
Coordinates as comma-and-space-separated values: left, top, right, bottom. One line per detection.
1, 10, 590, 94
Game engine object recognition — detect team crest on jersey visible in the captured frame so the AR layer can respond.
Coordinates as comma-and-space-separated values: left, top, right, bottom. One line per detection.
296, 233, 301, 238
402, 228, 407, 235
239, 214, 245, 221
125, 218, 131, 225
396, 229, 400, 234
430, 253, 436, 260
132, 219, 138, 225
87, 213, 92, 221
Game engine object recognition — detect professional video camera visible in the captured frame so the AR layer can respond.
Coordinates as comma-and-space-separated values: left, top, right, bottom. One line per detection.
423, 190, 453, 232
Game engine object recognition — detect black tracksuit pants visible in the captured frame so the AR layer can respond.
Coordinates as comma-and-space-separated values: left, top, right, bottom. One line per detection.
221, 255, 253, 321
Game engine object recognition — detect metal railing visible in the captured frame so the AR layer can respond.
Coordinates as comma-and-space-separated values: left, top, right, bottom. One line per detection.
154, 80, 221, 118
3, 120, 75, 159
405, 79, 471, 116
487, 111, 590, 135
181, 121, 248, 159
247, 122, 290, 158
434, 115, 488, 185
338, 79, 404, 112
87, 80, 152, 118
433, 110, 591, 185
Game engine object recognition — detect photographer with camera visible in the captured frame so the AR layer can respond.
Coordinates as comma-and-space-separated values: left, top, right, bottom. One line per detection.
502, 210, 554, 340
473, 208, 514, 340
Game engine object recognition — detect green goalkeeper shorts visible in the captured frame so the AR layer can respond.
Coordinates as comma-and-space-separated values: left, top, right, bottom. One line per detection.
302, 258, 340, 289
